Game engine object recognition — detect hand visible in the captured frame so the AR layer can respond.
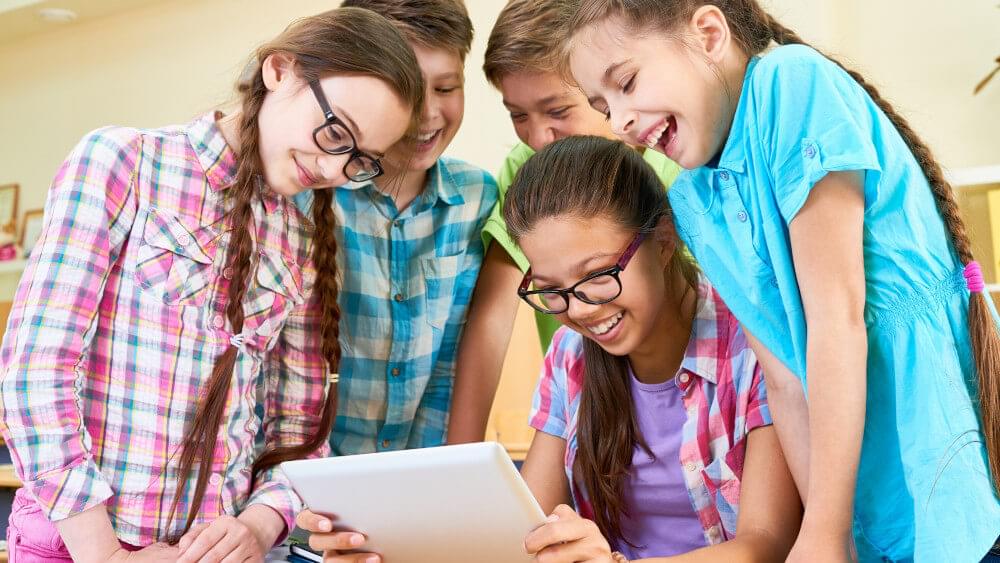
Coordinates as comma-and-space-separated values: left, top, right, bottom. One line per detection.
786, 526, 856, 563
176, 514, 269, 563
105, 543, 180, 562
523, 504, 614, 563
295, 509, 380, 563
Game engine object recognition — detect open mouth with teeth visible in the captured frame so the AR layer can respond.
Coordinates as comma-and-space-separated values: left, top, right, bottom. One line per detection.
586, 311, 624, 336
413, 129, 441, 151
642, 116, 677, 155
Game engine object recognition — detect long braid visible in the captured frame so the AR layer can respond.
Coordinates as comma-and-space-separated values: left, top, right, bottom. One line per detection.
755, 12, 1000, 493
166, 73, 265, 541
250, 188, 342, 481
163, 7, 424, 540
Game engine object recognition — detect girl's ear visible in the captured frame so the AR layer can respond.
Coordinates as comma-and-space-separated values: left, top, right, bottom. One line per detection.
261, 52, 298, 92
653, 215, 678, 265
689, 5, 731, 65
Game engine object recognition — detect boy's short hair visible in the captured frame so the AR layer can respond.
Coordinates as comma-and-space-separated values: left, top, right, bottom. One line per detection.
483, 0, 571, 88
340, 0, 473, 61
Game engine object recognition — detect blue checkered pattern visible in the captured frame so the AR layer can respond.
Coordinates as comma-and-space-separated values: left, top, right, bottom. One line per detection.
297, 157, 497, 455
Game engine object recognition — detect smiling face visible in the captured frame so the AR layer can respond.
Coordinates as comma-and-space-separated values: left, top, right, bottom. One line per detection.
382, 43, 465, 173
568, 13, 741, 169
519, 214, 674, 358
499, 70, 615, 151
256, 55, 411, 196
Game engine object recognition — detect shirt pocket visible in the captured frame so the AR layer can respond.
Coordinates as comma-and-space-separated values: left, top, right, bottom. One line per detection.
246, 246, 304, 350
421, 253, 463, 330
135, 207, 221, 307
700, 446, 745, 539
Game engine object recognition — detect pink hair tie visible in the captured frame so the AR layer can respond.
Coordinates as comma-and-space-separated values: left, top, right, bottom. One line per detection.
964, 261, 986, 293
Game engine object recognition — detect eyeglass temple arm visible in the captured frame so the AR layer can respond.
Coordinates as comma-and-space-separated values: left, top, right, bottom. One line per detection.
617, 232, 647, 268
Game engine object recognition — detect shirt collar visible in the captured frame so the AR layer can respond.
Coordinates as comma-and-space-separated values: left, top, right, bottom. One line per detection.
714, 56, 761, 174
341, 159, 465, 208
186, 111, 285, 215
186, 111, 237, 192
678, 275, 731, 386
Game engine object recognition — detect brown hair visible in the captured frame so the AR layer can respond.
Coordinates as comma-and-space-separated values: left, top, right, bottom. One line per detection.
504, 136, 698, 546
166, 7, 424, 540
567, 0, 1000, 492
483, 0, 574, 88
340, 0, 474, 60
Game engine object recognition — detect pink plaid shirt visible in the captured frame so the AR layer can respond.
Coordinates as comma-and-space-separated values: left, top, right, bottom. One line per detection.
528, 278, 770, 545
0, 113, 329, 544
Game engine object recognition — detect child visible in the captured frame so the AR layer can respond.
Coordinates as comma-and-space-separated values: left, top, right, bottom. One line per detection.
0, 8, 423, 562
295, 0, 498, 456
562, 1, 1000, 561
298, 136, 802, 562
447, 0, 682, 444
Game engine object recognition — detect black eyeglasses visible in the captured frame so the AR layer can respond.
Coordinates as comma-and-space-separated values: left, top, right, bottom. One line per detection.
518, 232, 647, 315
309, 80, 383, 183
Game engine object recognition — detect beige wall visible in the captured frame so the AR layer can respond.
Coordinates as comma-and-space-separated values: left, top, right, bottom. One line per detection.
1, 0, 997, 220
0, 0, 998, 420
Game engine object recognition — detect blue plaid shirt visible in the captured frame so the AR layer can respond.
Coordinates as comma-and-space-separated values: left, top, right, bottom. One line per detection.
297, 157, 497, 455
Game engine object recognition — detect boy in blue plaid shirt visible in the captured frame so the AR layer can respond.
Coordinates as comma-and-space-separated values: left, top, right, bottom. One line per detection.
297, 0, 497, 455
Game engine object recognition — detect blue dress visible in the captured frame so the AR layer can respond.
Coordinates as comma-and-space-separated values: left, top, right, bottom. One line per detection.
668, 45, 1000, 562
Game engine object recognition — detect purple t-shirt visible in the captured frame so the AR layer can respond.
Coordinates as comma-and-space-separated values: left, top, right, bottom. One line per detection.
617, 371, 706, 559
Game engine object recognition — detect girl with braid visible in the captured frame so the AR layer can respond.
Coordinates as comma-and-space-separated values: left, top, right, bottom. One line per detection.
549, 1, 1000, 561
0, 7, 422, 563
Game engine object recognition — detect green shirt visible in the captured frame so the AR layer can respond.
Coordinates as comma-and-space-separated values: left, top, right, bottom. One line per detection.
482, 141, 683, 352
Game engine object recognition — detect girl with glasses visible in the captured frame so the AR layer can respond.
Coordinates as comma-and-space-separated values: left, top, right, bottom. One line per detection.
0, 8, 423, 563
508, 136, 801, 563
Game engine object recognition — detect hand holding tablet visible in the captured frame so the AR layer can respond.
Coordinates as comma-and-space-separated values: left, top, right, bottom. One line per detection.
282, 442, 546, 563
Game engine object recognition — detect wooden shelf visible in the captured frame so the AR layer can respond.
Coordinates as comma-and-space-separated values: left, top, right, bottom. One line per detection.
0, 464, 21, 488
0, 259, 25, 275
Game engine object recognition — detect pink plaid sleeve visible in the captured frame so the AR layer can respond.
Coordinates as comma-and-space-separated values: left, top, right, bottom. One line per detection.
0, 128, 140, 520
744, 363, 771, 433
528, 328, 584, 440
250, 276, 330, 539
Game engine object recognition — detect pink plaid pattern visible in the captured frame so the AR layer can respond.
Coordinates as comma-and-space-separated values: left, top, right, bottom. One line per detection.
0, 113, 329, 545
528, 278, 770, 545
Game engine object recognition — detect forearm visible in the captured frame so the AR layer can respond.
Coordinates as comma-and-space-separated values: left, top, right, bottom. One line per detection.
762, 378, 810, 501
447, 337, 509, 443
803, 323, 867, 535
447, 245, 521, 443
55, 503, 123, 563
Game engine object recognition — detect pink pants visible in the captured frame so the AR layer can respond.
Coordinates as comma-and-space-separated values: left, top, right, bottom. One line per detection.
6, 488, 142, 562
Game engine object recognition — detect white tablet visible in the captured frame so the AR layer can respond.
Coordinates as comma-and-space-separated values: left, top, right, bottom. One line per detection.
280, 441, 546, 563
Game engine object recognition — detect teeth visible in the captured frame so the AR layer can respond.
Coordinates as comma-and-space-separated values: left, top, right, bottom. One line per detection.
416, 130, 438, 142
644, 119, 669, 149
586, 311, 623, 336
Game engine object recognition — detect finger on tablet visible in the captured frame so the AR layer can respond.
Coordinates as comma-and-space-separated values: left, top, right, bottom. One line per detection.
297, 509, 334, 532
310, 530, 368, 552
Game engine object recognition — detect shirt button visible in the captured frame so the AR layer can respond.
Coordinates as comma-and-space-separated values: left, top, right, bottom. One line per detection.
678, 372, 690, 384
737, 211, 748, 222
393, 220, 402, 227
223, 267, 234, 279
708, 527, 721, 541
719, 171, 730, 181
394, 293, 404, 302
212, 315, 225, 329
381, 439, 390, 448
209, 474, 222, 486
177, 233, 191, 246
685, 462, 698, 472
804, 145, 817, 158
391, 367, 400, 377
